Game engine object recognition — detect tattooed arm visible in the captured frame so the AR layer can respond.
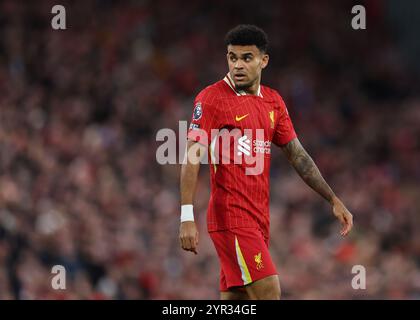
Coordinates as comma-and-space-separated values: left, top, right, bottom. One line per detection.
281, 138, 353, 236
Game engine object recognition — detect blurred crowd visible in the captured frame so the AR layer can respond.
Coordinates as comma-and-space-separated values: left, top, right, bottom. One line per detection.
0, 0, 419, 299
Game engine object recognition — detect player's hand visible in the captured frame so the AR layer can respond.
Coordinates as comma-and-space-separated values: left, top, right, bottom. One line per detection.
179, 221, 199, 254
331, 197, 353, 237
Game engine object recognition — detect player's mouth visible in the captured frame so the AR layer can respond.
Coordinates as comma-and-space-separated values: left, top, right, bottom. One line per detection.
234, 74, 247, 81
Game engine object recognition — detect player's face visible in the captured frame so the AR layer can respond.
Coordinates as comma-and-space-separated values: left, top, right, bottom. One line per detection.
227, 45, 269, 91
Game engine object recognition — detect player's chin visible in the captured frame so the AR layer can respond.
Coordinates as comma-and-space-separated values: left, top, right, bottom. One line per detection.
234, 79, 252, 91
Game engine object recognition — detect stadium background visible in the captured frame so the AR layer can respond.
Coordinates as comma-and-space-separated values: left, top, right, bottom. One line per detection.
0, 0, 419, 299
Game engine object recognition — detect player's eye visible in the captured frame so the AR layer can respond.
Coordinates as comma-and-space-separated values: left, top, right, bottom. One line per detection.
244, 56, 252, 62
230, 56, 237, 62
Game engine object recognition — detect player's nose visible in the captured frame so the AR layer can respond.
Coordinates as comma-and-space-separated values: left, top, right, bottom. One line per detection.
234, 60, 245, 70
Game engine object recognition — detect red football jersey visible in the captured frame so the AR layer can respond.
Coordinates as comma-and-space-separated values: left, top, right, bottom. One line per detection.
187, 73, 297, 239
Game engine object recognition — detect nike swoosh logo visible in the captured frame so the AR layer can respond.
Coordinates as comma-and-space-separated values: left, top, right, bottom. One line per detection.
235, 114, 249, 121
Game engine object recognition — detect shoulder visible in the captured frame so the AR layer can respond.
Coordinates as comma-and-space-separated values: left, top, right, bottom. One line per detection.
195, 81, 225, 101
195, 80, 230, 107
261, 85, 287, 109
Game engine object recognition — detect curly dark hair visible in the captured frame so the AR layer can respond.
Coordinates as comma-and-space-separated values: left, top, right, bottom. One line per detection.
224, 24, 269, 53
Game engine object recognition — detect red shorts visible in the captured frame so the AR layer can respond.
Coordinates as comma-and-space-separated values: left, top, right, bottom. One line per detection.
209, 227, 278, 292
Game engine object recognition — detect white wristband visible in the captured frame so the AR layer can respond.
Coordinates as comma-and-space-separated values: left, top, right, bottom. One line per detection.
181, 205, 194, 222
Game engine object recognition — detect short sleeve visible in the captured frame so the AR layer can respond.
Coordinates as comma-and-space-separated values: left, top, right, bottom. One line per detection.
187, 90, 219, 146
272, 95, 297, 146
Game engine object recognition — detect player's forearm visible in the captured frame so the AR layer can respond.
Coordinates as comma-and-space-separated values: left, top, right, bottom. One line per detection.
180, 140, 207, 205
282, 138, 336, 204
180, 161, 200, 205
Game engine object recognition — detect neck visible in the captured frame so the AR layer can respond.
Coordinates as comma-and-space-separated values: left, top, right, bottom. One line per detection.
241, 79, 260, 96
